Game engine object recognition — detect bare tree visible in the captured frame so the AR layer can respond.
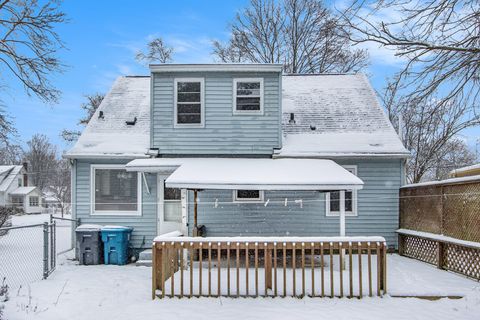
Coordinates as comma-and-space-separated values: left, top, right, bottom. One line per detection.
429, 139, 477, 181
61, 93, 105, 143
0, 0, 66, 102
344, 0, 480, 107
23, 134, 57, 192
0, 143, 23, 165
48, 158, 71, 217
136, 37, 174, 64
384, 82, 480, 183
213, 0, 368, 73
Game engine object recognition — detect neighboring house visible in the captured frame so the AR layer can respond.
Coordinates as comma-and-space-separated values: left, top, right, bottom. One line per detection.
0, 164, 42, 214
449, 163, 480, 178
65, 64, 409, 251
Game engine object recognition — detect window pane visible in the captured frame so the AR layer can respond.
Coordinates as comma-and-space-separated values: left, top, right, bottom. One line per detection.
95, 169, 138, 211
345, 191, 353, 212
329, 191, 353, 212
177, 104, 201, 114
236, 97, 261, 111
178, 92, 200, 103
165, 187, 181, 200
164, 202, 182, 222
177, 82, 200, 93
237, 190, 260, 199
330, 191, 340, 211
29, 196, 39, 207
177, 114, 201, 124
237, 82, 260, 90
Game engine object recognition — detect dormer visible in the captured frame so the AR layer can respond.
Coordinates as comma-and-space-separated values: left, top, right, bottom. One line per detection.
149, 64, 283, 157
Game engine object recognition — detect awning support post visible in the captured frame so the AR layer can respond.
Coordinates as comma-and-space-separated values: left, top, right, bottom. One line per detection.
339, 190, 346, 270
193, 189, 198, 236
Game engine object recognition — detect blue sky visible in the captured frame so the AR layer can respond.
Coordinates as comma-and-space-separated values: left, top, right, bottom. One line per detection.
3, 0, 479, 154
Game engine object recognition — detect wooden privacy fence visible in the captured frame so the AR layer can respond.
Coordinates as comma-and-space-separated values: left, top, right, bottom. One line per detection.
152, 235, 387, 299
400, 179, 480, 280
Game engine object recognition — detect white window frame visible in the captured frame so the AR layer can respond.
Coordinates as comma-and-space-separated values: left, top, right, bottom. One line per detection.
29, 196, 39, 207
90, 164, 142, 216
233, 190, 265, 203
326, 165, 358, 217
174, 77, 205, 128
232, 78, 264, 115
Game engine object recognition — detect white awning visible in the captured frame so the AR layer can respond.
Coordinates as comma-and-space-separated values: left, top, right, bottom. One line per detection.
126, 158, 363, 191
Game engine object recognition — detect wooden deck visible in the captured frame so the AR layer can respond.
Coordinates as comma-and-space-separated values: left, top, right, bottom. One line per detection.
152, 236, 387, 299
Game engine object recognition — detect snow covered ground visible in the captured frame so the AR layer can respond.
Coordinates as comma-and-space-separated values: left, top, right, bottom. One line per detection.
0, 214, 73, 289
3, 253, 480, 320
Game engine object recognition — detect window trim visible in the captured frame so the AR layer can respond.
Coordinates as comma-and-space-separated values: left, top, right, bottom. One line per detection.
325, 165, 358, 217
232, 78, 264, 115
233, 190, 265, 203
174, 77, 205, 128
29, 196, 39, 207
90, 164, 142, 216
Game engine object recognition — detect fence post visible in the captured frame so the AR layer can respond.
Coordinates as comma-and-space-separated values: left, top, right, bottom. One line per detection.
437, 241, 444, 269
43, 222, 49, 279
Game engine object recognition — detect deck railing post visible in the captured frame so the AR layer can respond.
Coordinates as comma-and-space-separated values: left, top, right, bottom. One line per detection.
264, 244, 272, 293
437, 241, 445, 270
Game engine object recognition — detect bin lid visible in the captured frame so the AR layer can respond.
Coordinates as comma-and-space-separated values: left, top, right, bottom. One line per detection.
101, 225, 133, 232
76, 224, 103, 231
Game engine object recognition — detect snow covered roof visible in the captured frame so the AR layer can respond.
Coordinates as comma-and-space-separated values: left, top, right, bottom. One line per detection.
448, 163, 480, 178
10, 186, 37, 196
65, 76, 151, 159
128, 158, 363, 190
402, 175, 480, 188
0, 165, 23, 192
277, 74, 409, 158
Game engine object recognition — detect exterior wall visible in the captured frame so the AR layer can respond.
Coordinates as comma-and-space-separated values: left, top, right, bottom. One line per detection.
74, 159, 157, 249
151, 71, 282, 155
24, 189, 42, 214
188, 159, 403, 247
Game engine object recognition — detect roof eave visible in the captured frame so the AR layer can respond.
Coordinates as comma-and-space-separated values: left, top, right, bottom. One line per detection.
149, 63, 284, 73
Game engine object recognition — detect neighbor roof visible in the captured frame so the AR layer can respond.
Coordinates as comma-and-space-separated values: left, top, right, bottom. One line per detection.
276, 74, 409, 158
65, 76, 151, 159
0, 165, 23, 192
10, 186, 37, 196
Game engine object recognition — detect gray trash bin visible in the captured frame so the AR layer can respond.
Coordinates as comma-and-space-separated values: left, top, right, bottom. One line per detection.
76, 224, 103, 265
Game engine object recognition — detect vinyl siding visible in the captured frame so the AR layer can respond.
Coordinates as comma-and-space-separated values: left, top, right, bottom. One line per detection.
152, 72, 282, 155
74, 159, 157, 249
188, 159, 402, 247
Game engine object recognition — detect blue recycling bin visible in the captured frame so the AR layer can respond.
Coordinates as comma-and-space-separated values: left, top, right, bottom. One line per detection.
100, 226, 133, 265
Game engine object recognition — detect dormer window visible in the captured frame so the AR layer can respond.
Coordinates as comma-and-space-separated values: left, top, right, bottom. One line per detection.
233, 78, 263, 115
174, 78, 205, 127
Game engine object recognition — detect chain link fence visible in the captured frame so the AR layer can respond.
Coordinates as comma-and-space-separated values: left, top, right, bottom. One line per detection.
0, 221, 56, 290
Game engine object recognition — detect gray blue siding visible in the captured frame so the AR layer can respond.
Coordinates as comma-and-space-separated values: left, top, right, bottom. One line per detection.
188, 159, 402, 247
151, 72, 282, 155
74, 159, 157, 249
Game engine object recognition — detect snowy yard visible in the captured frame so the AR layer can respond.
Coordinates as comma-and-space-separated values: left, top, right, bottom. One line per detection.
0, 214, 73, 289
3, 253, 480, 320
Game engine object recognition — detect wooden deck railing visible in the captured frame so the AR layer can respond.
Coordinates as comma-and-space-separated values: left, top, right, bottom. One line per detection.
152, 235, 387, 299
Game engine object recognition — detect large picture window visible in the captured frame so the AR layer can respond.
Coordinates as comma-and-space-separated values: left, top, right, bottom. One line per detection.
174, 78, 204, 127
91, 165, 141, 215
326, 166, 358, 216
233, 78, 263, 114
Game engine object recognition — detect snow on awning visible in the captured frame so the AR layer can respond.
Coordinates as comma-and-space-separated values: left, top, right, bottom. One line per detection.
127, 158, 363, 191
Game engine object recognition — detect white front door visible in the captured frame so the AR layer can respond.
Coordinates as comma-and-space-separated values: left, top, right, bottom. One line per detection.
157, 175, 186, 235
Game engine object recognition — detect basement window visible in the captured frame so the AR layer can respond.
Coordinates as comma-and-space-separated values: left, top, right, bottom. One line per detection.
233, 78, 263, 114
233, 190, 264, 202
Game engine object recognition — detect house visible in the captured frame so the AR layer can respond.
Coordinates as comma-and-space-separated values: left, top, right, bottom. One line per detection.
449, 163, 480, 178
65, 64, 409, 253
0, 164, 43, 214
